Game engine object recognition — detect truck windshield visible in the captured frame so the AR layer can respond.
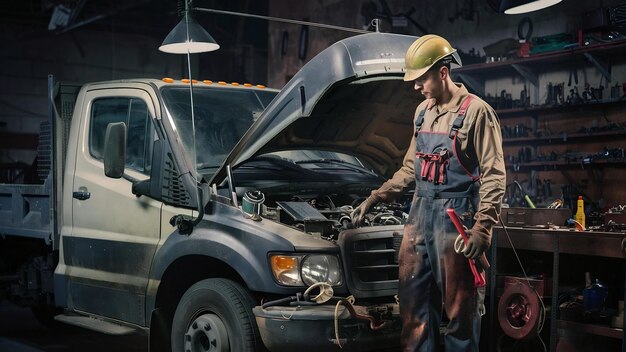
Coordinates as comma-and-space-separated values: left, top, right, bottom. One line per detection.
161, 87, 277, 174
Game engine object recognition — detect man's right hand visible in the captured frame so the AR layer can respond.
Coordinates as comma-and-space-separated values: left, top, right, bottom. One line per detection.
350, 196, 378, 226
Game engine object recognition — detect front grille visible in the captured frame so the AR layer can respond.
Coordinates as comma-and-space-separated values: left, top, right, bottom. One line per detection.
338, 225, 404, 298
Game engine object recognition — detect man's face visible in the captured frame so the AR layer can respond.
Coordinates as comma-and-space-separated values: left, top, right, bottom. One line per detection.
413, 67, 443, 99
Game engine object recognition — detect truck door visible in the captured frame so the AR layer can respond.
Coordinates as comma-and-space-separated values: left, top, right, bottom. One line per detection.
67, 88, 160, 325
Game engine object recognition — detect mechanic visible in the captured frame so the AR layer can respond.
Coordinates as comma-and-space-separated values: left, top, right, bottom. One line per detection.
351, 34, 506, 351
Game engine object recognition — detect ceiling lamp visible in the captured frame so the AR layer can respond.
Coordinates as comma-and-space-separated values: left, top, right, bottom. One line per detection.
159, 2, 219, 54
499, 0, 563, 14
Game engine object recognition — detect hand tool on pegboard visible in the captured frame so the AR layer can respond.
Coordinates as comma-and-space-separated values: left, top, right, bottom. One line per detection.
514, 180, 536, 208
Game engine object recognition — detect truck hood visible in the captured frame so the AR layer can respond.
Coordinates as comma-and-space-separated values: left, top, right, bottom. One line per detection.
210, 32, 422, 186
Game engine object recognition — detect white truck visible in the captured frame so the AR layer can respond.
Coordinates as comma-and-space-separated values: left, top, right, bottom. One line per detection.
0, 32, 419, 352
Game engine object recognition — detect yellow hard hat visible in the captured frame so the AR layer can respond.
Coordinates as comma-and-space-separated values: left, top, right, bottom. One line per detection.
403, 34, 460, 82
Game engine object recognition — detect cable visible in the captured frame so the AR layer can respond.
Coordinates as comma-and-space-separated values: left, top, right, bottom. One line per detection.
498, 216, 547, 351
334, 295, 356, 349
195, 8, 370, 34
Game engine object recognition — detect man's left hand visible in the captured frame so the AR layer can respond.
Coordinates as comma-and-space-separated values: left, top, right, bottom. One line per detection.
463, 228, 491, 259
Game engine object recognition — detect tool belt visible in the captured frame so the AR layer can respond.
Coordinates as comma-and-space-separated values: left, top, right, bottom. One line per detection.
416, 148, 450, 184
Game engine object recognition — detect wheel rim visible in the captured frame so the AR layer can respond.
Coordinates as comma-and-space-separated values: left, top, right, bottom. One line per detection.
184, 313, 230, 352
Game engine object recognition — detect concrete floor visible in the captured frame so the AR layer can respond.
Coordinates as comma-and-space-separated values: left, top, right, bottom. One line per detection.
0, 301, 147, 352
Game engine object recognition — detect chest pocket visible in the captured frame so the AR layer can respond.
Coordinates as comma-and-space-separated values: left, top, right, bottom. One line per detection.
416, 148, 451, 184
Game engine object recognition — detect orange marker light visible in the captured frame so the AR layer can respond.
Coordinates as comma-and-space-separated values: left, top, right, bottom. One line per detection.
256, 84, 266, 89
270, 255, 298, 276
231, 82, 240, 86
218, 81, 227, 85
162, 78, 174, 83
203, 80, 213, 85
243, 83, 252, 87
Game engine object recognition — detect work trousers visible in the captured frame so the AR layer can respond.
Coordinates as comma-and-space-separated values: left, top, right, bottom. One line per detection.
398, 195, 485, 352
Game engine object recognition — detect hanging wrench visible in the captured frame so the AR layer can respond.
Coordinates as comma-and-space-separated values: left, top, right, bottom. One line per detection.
446, 208, 489, 287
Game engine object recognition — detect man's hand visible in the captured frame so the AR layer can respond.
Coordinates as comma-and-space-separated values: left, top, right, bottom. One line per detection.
463, 227, 491, 259
350, 196, 378, 226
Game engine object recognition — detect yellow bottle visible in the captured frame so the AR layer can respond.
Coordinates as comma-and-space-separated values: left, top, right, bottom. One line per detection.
575, 196, 586, 229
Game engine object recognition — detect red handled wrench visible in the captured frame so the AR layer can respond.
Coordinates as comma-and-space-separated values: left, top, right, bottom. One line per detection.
446, 208, 489, 287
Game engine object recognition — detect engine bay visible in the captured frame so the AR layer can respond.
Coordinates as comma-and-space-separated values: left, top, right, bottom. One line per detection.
244, 191, 411, 239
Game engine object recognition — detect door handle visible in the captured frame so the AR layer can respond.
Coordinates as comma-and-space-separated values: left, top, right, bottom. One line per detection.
73, 191, 91, 200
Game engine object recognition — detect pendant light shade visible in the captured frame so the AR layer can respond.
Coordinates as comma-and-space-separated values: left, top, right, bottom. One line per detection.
500, 0, 563, 14
159, 11, 220, 54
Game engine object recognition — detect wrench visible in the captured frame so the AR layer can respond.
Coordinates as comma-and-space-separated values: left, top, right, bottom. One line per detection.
446, 208, 489, 287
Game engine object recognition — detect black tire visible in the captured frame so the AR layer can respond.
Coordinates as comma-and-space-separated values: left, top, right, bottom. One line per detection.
171, 278, 264, 352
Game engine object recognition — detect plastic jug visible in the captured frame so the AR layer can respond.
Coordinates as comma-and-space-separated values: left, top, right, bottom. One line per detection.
583, 279, 608, 312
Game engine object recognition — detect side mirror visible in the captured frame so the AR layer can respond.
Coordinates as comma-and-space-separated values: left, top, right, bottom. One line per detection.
103, 122, 126, 178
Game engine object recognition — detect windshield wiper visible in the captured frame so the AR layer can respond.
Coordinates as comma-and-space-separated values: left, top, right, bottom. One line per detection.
237, 156, 305, 172
294, 159, 378, 176
294, 158, 350, 165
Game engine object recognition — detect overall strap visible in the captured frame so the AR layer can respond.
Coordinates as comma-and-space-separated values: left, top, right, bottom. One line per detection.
414, 108, 427, 137
448, 95, 474, 139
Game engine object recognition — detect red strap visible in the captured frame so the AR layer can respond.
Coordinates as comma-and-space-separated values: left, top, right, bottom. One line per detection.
458, 95, 474, 117
429, 161, 436, 182
420, 159, 428, 180
438, 160, 448, 184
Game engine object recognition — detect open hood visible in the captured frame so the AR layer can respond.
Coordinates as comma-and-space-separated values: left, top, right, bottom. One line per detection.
210, 32, 422, 186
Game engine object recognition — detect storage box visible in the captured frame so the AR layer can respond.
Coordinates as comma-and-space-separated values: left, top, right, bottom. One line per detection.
604, 212, 626, 225
501, 207, 571, 227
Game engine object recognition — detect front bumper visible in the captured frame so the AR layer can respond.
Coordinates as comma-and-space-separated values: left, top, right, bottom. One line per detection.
253, 303, 401, 352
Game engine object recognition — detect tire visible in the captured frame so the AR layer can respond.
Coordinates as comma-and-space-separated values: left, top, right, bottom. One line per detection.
171, 278, 264, 352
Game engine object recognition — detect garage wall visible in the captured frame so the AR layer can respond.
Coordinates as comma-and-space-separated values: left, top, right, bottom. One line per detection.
0, 23, 183, 170
267, 0, 624, 87
0, 0, 269, 173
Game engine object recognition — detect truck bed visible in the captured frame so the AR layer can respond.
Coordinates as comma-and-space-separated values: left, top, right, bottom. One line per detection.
0, 77, 79, 246
0, 181, 52, 243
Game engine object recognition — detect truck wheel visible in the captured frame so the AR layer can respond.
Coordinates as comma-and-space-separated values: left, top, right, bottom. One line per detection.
171, 278, 264, 352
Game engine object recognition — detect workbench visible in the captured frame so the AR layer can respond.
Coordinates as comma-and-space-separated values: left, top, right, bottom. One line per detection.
489, 226, 626, 352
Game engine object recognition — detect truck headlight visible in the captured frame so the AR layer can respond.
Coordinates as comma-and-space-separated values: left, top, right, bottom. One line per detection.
301, 255, 342, 286
270, 254, 343, 287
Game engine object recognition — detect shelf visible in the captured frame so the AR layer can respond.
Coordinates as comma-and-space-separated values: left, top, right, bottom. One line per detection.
558, 319, 623, 340
453, 40, 626, 100
455, 40, 626, 76
494, 227, 626, 260
503, 130, 626, 146
495, 99, 626, 118
506, 159, 626, 171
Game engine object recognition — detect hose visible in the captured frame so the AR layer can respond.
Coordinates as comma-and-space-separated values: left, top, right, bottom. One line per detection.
334, 295, 391, 348
303, 282, 333, 304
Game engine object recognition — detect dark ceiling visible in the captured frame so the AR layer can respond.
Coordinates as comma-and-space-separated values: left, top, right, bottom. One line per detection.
0, 0, 268, 46
0, 0, 171, 36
